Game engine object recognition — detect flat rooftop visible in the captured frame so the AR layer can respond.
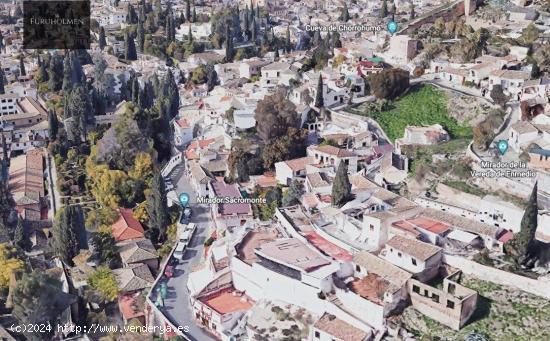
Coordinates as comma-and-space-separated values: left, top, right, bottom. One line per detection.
255, 238, 331, 273
235, 229, 279, 265
393, 216, 451, 235
303, 231, 352, 262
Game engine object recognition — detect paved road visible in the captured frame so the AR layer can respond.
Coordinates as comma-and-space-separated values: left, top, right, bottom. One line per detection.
46, 152, 62, 219
156, 171, 216, 341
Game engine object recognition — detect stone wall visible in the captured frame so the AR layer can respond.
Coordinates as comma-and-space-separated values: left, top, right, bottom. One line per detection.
444, 254, 550, 299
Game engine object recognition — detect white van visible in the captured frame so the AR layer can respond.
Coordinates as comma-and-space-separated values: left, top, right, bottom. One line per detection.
179, 223, 197, 246
174, 242, 186, 260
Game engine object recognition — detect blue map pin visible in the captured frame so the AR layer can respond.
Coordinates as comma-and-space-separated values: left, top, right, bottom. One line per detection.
387, 21, 398, 34
497, 140, 509, 155
179, 192, 190, 206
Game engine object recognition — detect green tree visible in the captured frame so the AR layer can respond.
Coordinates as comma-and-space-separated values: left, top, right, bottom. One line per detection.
88, 266, 119, 301
0, 244, 23, 289
369, 68, 410, 100
12, 273, 76, 341
505, 183, 538, 263
490, 84, 509, 107
285, 25, 292, 53
124, 30, 138, 60
137, 20, 145, 52
255, 87, 299, 142
147, 172, 170, 242
185, 0, 191, 22
19, 55, 26, 76
282, 179, 304, 206
225, 26, 234, 62
0, 68, 4, 95
315, 73, 324, 108
51, 206, 84, 266
380, 0, 388, 18
47, 54, 63, 91
14, 218, 29, 251
331, 161, 352, 207
89, 232, 121, 268
340, 3, 350, 22
99, 26, 107, 51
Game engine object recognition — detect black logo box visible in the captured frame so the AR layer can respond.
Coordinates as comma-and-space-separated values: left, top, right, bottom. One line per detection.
23, 0, 90, 50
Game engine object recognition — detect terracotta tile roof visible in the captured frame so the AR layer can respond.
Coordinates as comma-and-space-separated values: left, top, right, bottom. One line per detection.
113, 263, 154, 292
199, 287, 254, 315
347, 273, 389, 305
421, 208, 499, 237
118, 239, 158, 264
112, 208, 145, 242
284, 156, 314, 172
118, 292, 145, 320
313, 313, 370, 341
9, 148, 44, 206
393, 216, 450, 235
353, 251, 412, 289
386, 235, 442, 262
303, 231, 352, 261
210, 181, 251, 215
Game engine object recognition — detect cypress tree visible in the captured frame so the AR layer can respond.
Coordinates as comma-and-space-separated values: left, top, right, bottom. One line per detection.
285, 25, 291, 53
341, 3, 350, 22
192, 6, 197, 23
147, 172, 170, 242
99, 26, 107, 51
185, 0, 191, 22
19, 55, 25, 76
331, 161, 351, 207
62, 54, 72, 93
315, 73, 324, 108
251, 17, 257, 43
188, 25, 193, 43
410, 3, 415, 19
51, 206, 81, 266
124, 30, 137, 60
381, 0, 388, 18
137, 20, 145, 52
256, 2, 260, 18
225, 26, 234, 62
244, 6, 250, 39
0, 69, 4, 95
48, 109, 58, 141
14, 218, 29, 251
506, 183, 539, 262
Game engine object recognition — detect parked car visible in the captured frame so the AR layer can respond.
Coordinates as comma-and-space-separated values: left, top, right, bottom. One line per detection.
173, 242, 186, 260
164, 265, 174, 278
179, 207, 192, 225
178, 223, 197, 246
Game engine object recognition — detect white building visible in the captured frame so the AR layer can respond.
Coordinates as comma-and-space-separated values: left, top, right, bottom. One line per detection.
307, 145, 358, 173
381, 235, 442, 281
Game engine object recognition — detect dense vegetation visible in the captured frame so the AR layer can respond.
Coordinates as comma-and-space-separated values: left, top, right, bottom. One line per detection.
350, 85, 472, 142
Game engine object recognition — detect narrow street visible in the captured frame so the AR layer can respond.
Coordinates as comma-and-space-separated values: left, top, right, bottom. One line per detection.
154, 170, 217, 341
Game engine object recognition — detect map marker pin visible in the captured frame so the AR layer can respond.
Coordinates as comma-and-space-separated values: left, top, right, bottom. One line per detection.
497, 140, 509, 155
387, 21, 398, 34
179, 192, 190, 206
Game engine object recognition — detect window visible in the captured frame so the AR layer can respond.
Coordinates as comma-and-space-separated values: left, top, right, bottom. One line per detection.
411, 258, 417, 265
431, 293, 440, 303
412, 285, 420, 294
314, 331, 320, 338
355, 265, 361, 272
369, 224, 374, 231
397, 252, 402, 258
446, 300, 455, 309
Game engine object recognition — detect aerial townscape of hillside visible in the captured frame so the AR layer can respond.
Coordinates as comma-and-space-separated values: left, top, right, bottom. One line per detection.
0, 0, 549, 340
